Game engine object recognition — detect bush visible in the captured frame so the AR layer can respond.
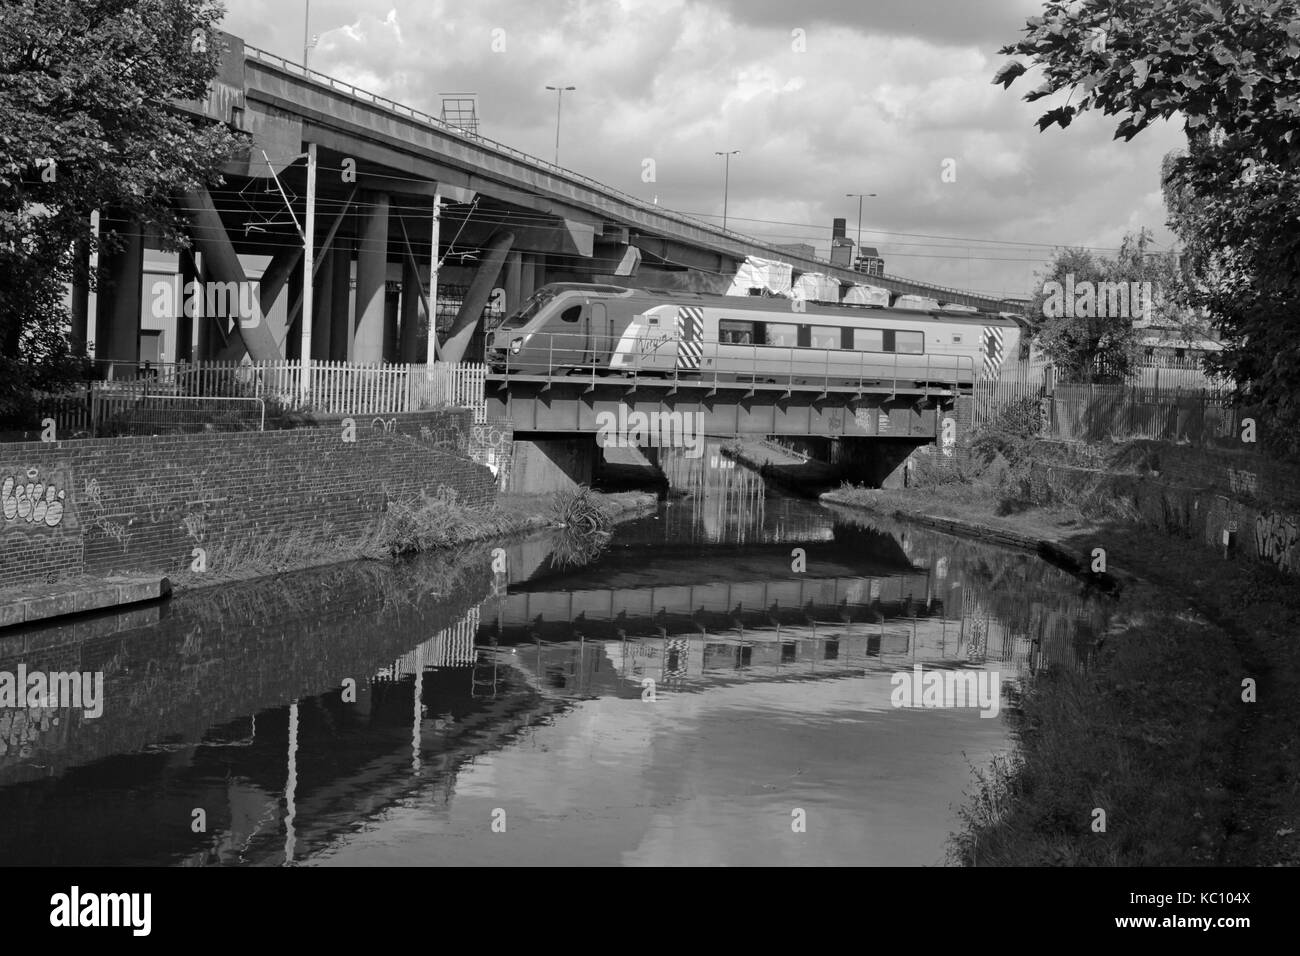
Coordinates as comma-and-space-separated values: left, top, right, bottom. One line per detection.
550, 486, 613, 534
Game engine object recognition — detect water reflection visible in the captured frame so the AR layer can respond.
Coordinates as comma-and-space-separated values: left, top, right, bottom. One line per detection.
0, 455, 1113, 866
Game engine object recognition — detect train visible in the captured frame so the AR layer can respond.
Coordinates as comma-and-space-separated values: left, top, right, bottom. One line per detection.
485, 282, 1025, 389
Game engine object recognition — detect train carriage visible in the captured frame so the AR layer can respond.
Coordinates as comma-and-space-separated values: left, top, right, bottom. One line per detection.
487, 282, 1023, 390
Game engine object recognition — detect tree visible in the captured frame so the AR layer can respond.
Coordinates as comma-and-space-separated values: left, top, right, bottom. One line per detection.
995, 0, 1300, 457
0, 0, 244, 423
1029, 229, 1179, 382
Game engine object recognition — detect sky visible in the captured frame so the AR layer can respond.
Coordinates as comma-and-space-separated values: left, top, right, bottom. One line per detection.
215, 0, 1186, 301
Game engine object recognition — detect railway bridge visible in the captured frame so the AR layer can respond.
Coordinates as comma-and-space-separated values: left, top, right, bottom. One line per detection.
486, 343, 970, 491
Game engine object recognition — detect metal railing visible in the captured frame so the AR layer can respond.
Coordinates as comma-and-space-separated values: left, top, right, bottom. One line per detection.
93, 393, 266, 436
240, 43, 1011, 308
1045, 384, 1243, 445
490, 331, 976, 397
86, 360, 488, 420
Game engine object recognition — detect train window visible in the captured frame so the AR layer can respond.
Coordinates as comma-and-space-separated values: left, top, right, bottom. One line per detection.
765, 323, 798, 347
559, 305, 582, 323
853, 329, 884, 352
896, 330, 925, 354
809, 326, 839, 349
719, 319, 755, 344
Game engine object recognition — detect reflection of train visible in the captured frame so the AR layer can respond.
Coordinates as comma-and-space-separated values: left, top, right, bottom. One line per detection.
487, 283, 1023, 388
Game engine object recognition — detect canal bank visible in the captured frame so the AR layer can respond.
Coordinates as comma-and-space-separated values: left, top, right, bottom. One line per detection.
0, 398, 659, 620
822, 444, 1300, 867
0, 487, 658, 621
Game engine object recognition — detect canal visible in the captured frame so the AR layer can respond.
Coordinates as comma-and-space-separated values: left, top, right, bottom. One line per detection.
0, 442, 1113, 866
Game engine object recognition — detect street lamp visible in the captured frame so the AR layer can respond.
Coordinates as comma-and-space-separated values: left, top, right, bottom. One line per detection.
716, 150, 740, 231
303, 0, 311, 69
845, 192, 877, 268
546, 85, 575, 166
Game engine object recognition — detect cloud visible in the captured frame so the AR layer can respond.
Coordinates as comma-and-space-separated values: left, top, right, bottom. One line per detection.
217, 0, 1185, 299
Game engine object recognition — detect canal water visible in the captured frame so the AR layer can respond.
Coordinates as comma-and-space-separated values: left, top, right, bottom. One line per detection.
0, 442, 1113, 866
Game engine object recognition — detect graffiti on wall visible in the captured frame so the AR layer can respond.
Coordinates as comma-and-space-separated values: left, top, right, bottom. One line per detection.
1228, 467, 1258, 496
1, 466, 72, 531
418, 425, 466, 453
469, 423, 511, 481
1255, 511, 1299, 575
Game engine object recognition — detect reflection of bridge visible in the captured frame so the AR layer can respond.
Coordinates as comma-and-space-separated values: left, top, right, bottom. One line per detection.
482, 573, 945, 643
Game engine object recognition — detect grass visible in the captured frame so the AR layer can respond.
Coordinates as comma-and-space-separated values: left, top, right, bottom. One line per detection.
380, 486, 550, 555
168, 523, 390, 589
948, 598, 1241, 866
378, 486, 653, 557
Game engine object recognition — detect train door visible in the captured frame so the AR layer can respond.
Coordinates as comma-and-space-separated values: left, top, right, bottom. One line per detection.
585, 301, 612, 366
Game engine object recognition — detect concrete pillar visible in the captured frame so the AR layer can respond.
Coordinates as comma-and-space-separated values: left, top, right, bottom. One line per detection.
95, 210, 144, 369
442, 231, 515, 364
383, 283, 399, 362
178, 186, 282, 361
354, 191, 390, 362
285, 258, 303, 360
521, 253, 538, 300
329, 238, 351, 362
195, 256, 214, 361
427, 193, 441, 363
310, 248, 333, 361
504, 251, 522, 314
70, 234, 90, 355
400, 257, 424, 363
177, 248, 197, 362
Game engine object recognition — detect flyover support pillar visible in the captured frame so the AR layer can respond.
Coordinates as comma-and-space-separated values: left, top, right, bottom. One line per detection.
441, 231, 515, 364
94, 209, 144, 370
504, 251, 522, 314
329, 239, 351, 361
177, 247, 198, 363
311, 248, 333, 360
353, 190, 390, 363
400, 257, 424, 363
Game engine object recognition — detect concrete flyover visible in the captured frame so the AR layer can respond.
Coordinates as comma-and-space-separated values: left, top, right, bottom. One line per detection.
84, 29, 1018, 381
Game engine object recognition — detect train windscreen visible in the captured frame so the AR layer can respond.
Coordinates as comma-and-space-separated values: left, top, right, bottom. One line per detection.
498, 287, 558, 329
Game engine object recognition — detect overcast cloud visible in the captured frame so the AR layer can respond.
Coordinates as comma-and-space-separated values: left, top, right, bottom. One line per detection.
217, 0, 1186, 300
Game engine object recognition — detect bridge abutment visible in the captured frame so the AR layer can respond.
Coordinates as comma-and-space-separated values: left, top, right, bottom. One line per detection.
832, 437, 929, 489
508, 435, 598, 493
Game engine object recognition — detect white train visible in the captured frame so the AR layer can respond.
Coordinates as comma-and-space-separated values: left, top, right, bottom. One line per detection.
487, 283, 1024, 389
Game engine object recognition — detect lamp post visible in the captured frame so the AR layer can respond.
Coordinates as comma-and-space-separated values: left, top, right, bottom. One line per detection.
303, 0, 311, 68
716, 150, 740, 231
845, 192, 877, 269
546, 85, 575, 165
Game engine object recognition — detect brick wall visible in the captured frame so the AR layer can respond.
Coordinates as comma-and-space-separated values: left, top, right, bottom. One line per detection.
325, 411, 515, 491
0, 410, 496, 586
